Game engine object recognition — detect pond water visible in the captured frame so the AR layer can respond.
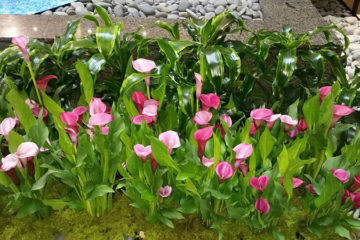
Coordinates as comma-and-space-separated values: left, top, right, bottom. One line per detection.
0, 0, 75, 14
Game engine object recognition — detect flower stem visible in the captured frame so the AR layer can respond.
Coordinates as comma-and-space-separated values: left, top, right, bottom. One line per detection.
146, 85, 151, 99
27, 62, 42, 106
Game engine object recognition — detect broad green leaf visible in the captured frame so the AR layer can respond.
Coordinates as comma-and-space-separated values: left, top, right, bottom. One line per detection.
153, 21, 179, 40
150, 137, 180, 171
303, 94, 320, 131
319, 49, 349, 87
301, 50, 325, 82
275, 48, 297, 89
95, 6, 113, 26
335, 225, 351, 239
96, 25, 119, 59
203, 47, 224, 91
83, 14, 100, 26
41, 92, 64, 119
53, 19, 81, 52
120, 73, 159, 96
87, 184, 114, 200
315, 171, 342, 208
156, 39, 178, 67
88, 53, 106, 74
42, 199, 67, 210
278, 145, 288, 176
28, 118, 49, 147
0, 169, 15, 187
8, 131, 24, 153
161, 210, 184, 219
76, 60, 94, 104
259, 127, 274, 165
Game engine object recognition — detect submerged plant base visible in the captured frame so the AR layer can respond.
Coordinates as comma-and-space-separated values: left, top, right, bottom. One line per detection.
0, 194, 343, 240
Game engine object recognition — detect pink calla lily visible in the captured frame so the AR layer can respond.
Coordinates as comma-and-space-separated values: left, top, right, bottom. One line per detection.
60, 112, 79, 126
331, 169, 349, 183
266, 114, 281, 130
250, 123, 257, 135
25, 98, 39, 109
280, 115, 298, 132
234, 159, 249, 177
281, 177, 303, 188
200, 93, 220, 111
0, 117, 17, 140
73, 106, 87, 116
288, 127, 299, 138
159, 130, 181, 154
255, 198, 270, 214
342, 190, 351, 204
12, 35, 30, 63
132, 91, 147, 113
250, 108, 274, 128
320, 86, 332, 102
194, 126, 214, 157
134, 144, 152, 163
220, 114, 232, 127
297, 118, 308, 132
64, 126, 79, 145
351, 192, 360, 209
132, 58, 156, 87
306, 184, 316, 194
142, 99, 159, 122
131, 115, 153, 126
25, 99, 48, 119
1, 154, 21, 171
233, 143, 253, 160
37, 75, 58, 91
331, 105, 354, 127
88, 113, 113, 126
202, 156, 214, 168
350, 175, 360, 192
89, 98, 107, 116
16, 142, 39, 159
195, 72, 202, 99
158, 186, 172, 198
250, 175, 269, 192
215, 161, 234, 183
193, 111, 213, 125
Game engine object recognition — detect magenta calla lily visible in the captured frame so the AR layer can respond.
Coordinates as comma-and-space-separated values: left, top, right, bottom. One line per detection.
220, 114, 232, 127
25, 99, 48, 119
159, 130, 181, 154
250, 108, 274, 128
255, 198, 270, 215
234, 159, 249, 177
158, 186, 172, 198
215, 161, 234, 183
64, 126, 79, 145
233, 143, 253, 160
350, 175, 360, 192
288, 127, 299, 139
200, 93, 220, 111
88, 113, 114, 126
250, 123, 257, 135
60, 112, 79, 126
73, 106, 87, 116
134, 144, 152, 163
202, 156, 214, 168
1, 142, 40, 171
131, 115, 153, 126
37, 75, 58, 91
250, 175, 269, 192
12, 35, 30, 63
281, 177, 303, 188
89, 98, 107, 116
351, 192, 360, 209
132, 91, 147, 113
331, 169, 349, 183
306, 184, 316, 194
193, 111, 213, 125
0, 117, 17, 140
195, 72, 202, 99
297, 118, 308, 132
279, 115, 298, 132
194, 126, 214, 157
132, 58, 156, 87
319, 86, 332, 102
331, 105, 354, 127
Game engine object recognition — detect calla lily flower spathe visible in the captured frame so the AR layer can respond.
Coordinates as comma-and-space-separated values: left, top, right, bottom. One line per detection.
0, 117, 17, 140
215, 161, 234, 183
194, 126, 214, 157
142, 99, 159, 122
351, 175, 360, 192
200, 93, 220, 111
250, 108, 274, 128
331, 169, 349, 183
233, 143, 253, 160
132, 91, 147, 113
266, 114, 281, 130
280, 177, 303, 188
60, 112, 79, 126
193, 111, 213, 125
1, 142, 39, 172
250, 175, 269, 192
220, 114, 232, 127
37, 75, 58, 91
159, 130, 181, 154
306, 184, 316, 194
319, 86, 332, 102
255, 198, 270, 214
195, 72, 202, 99
202, 156, 214, 168
12, 35, 30, 63
331, 105, 354, 127
279, 115, 298, 132
132, 58, 156, 87
134, 144, 152, 163
158, 186, 172, 198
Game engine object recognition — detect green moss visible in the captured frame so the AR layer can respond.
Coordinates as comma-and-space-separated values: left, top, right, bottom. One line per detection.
0, 194, 345, 240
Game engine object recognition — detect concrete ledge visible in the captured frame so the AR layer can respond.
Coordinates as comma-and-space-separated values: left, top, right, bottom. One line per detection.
0, 0, 336, 48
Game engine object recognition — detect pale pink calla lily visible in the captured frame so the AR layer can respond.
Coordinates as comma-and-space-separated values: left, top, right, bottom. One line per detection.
194, 126, 214, 157
25, 98, 39, 109
331, 105, 354, 127
234, 159, 249, 177
288, 127, 299, 138
12, 35, 30, 63
202, 156, 214, 168
132, 58, 156, 87
37, 75, 58, 91
1, 154, 21, 171
255, 198, 270, 214
195, 72, 202, 99
220, 114, 232, 127
64, 126, 79, 145
193, 111, 213, 125
142, 99, 159, 122
134, 144, 152, 163
89, 98, 107, 116
350, 175, 360, 192
280, 115, 298, 132
280, 177, 303, 188
250, 175, 269, 192
158, 186, 172, 198
16, 142, 39, 159
331, 169, 349, 183
100, 127, 109, 135
60, 112, 79, 126
200, 93, 220, 111
233, 143, 253, 160
320, 86, 332, 102
72, 106, 87, 116
215, 161, 234, 183
0, 117, 17, 140
266, 114, 281, 130
250, 108, 274, 128
25, 99, 48, 119
159, 130, 181, 154
131, 115, 153, 126
306, 184, 316, 194
132, 91, 147, 113
88, 113, 113, 126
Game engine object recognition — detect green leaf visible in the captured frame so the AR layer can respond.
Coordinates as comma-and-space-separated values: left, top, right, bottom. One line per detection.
41, 92, 64, 119
88, 53, 106, 75
42, 199, 67, 210
96, 25, 119, 59
6, 89, 36, 133
278, 145, 288, 176
161, 210, 184, 219
28, 118, 49, 147
335, 225, 351, 239
315, 171, 342, 208
153, 21, 179, 40
0, 170, 15, 187
87, 184, 114, 200
8, 131, 24, 153
275, 48, 297, 89
319, 49, 349, 87
32, 170, 53, 191
120, 73, 158, 96
53, 19, 81, 52
158, 215, 174, 228
259, 127, 274, 165
203, 47, 224, 91
16, 198, 44, 218
150, 137, 180, 171
76, 60, 94, 104
83, 14, 100, 26
156, 39, 178, 67
301, 50, 325, 82
303, 94, 320, 131
95, 6, 113, 27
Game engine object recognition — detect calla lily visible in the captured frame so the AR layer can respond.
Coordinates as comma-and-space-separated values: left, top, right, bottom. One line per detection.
331, 105, 354, 127
12, 35, 30, 63
132, 58, 156, 87
202, 156, 214, 168
266, 114, 281, 130
280, 177, 303, 188
351, 192, 360, 209
306, 184, 316, 194
279, 115, 298, 132
255, 198, 270, 215
16, 142, 39, 160
72, 106, 87, 116
134, 144, 152, 163
194, 126, 214, 157
25, 98, 39, 109
320, 86, 332, 102
132, 91, 147, 113
60, 112, 79, 126
297, 118, 308, 132
250, 175, 269, 192
149, 154, 157, 172
288, 126, 299, 139
100, 127, 109, 135
25, 99, 48, 119
250, 123, 257, 135
215, 161, 234, 183
89, 98, 107, 116
131, 115, 153, 126
220, 114, 232, 127
195, 72, 202, 99
1, 142, 39, 171
142, 99, 159, 122
200, 93, 220, 111
0, 117, 17, 140
233, 143, 253, 160
250, 108, 274, 128
64, 126, 79, 145
37, 75, 58, 91
88, 113, 113, 126
0, 162, 20, 184
343, 190, 351, 204
350, 175, 360, 192
331, 169, 349, 183
234, 159, 249, 177
159, 130, 181, 154
1, 154, 21, 171
158, 186, 172, 198
193, 111, 212, 125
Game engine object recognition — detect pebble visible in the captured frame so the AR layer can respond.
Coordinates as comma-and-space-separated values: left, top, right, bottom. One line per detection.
179, 0, 191, 11
41, 10, 53, 15
138, 3, 156, 15
128, 7, 140, 17
214, 0, 227, 6
54, 12, 68, 15
189, 0, 199, 6
205, 11, 215, 19
114, 5, 124, 16
167, 4, 178, 12
75, 6, 89, 15
86, 3, 95, 11
155, 11, 168, 18
215, 5, 225, 15
186, 9, 199, 19
168, 14, 179, 19
179, 12, 188, 17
